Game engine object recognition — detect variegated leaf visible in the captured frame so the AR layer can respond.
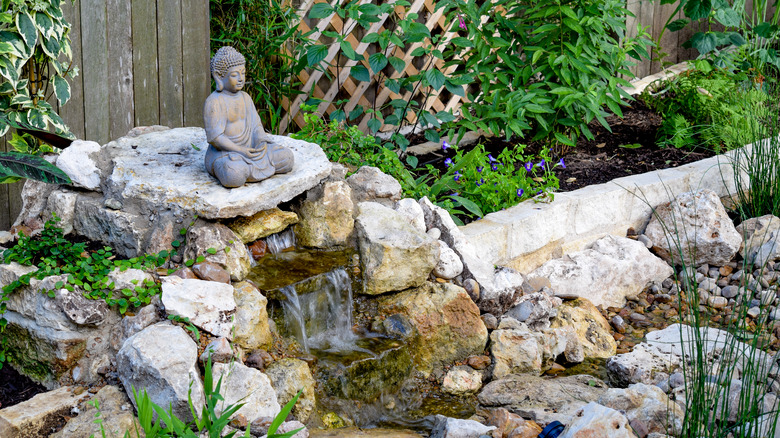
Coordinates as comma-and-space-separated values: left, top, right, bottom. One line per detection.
15, 11, 37, 49
0, 151, 71, 185
0, 57, 19, 86
27, 108, 46, 129
34, 12, 55, 39
0, 31, 28, 59
52, 75, 70, 106
40, 34, 60, 59
0, 12, 12, 24
0, 41, 14, 55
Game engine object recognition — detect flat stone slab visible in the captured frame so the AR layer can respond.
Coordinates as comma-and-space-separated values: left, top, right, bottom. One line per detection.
104, 127, 331, 219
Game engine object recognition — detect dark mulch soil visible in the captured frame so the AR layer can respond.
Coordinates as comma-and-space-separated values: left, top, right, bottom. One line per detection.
0, 364, 47, 409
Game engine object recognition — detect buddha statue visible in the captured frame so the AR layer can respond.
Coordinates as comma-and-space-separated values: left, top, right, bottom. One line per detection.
203, 46, 294, 188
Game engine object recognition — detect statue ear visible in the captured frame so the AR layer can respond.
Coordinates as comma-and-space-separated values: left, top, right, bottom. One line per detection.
212, 72, 224, 92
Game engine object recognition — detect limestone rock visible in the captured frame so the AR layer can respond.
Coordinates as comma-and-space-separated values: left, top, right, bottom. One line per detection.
161, 277, 236, 339
377, 282, 487, 376
442, 365, 483, 395
108, 268, 154, 293
527, 235, 673, 308
183, 223, 252, 281
430, 415, 497, 438
736, 214, 780, 258
212, 362, 281, 422
13, 177, 57, 230
265, 358, 316, 423
56, 287, 109, 325
560, 402, 637, 438
226, 208, 299, 243
606, 343, 682, 388
52, 385, 140, 438
0, 386, 90, 438
598, 383, 683, 436
419, 197, 524, 315
192, 261, 231, 283
490, 319, 583, 378
116, 323, 205, 424
44, 190, 78, 234
112, 303, 161, 350
347, 166, 402, 207
433, 240, 464, 280
73, 195, 147, 258
644, 189, 741, 266
56, 140, 102, 190
295, 180, 354, 248
504, 292, 561, 331
395, 198, 426, 234
355, 202, 438, 294
478, 374, 608, 426
200, 337, 234, 363
233, 281, 273, 350
550, 298, 617, 359
103, 128, 332, 219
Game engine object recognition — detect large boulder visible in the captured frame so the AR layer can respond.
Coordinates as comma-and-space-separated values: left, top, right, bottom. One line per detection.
225, 208, 299, 243
183, 223, 252, 281
0, 386, 90, 438
355, 202, 438, 294
52, 385, 140, 438
161, 277, 236, 339
478, 374, 608, 426
295, 180, 355, 248
598, 383, 684, 436
527, 235, 673, 308
490, 318, 583, 378
232, 281, 272, 350
265, 358, 317, 423
211, 362, 281, 422
606, 342, 681, 388
377, 282, 487, 376
347, 166, 402, 208
550, 298, 616, 359
116, 323, 205, 424
559, 402, 637, 438
644, 189, 741, 266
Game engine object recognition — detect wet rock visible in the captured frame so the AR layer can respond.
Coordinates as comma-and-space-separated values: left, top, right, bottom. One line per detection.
233, 281, 272, 350
295, 181, 354, 248
356, 202, 438, 294
116, 323, 205, 424
347, 166, 402, 208
430, 415, 497, 438
478, 374, 608, 426
644, 189, 741, 266
598, 383, 683, 436
265, 358, 316, 423
248, 239, 268, 260
434, 240, 464, 280
527, 235, 673, 308
245, 350, 273, 371
308, 427, 422, 437
183, 223, 252, 281
0, 386, 90, 438
442, 365, 483, 395
192, 261, 231, 284
52, 385, 139, 438
611, 315, 627, 333
377, 282, 487, 376
550, 298, 616, 359
504, 292, 560, 331
161, 276, 236, 339
212, 362, 281, 422
559, 402, 637, 438
226, 208, 299, 243
199, 337, 234, 363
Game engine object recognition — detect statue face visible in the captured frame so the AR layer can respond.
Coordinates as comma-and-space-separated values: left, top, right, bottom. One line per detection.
220, 65, 246, 93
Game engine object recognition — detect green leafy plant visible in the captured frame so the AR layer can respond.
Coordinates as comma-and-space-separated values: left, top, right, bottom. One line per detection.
210, 0, 311, 133
436, 0, 652, 150
167, 314, 201, 342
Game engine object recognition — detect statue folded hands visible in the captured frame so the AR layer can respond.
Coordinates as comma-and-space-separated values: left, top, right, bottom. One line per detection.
204, 46, 294, 188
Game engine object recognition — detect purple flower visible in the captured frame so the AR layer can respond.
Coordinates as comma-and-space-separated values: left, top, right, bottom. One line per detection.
445, 158, 453, 168
524, 162, 533, 172
488, 154, 496, 162
442, 140, 450, 150
477, 166, 484, 173
537, 189, 543, 195
536, 159, 545, 168
516, 188, 524, 197
454, 171, 461, 182
476, 178, 484, 186
458, 14, 467, 30
453, 192, 459, 196
491, 164, 498, 171
558, 158, 566, 169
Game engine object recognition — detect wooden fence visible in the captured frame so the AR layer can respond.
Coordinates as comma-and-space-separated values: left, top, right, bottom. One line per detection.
0, 0, 211, 230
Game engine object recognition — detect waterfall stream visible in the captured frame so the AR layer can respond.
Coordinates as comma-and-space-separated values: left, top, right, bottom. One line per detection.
266, 228, 296, 254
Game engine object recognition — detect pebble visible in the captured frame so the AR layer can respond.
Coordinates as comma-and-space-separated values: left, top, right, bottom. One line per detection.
662, 278, 674, 289
481, 313, 498, 330
721, 285, 741, 299
654, 293, 672, 304
466, 355, 491, 370
748, 306, 761, 318
463, 278, 480, 301
611, 316, 627, 333
669, 372, 685, 388
699, 278, 718, 292
708, 296, 728, 309
637, 234, 652, 248
427, 227, 442, 240
708, 268, 720, 279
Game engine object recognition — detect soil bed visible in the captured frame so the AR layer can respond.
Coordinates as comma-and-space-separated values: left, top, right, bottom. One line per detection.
0, 364, 47, 408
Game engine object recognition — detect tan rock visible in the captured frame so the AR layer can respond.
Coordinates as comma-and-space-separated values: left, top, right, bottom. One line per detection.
0, 387, 89, 438
226, 208, 299, 243
550, 298, 617, 359
442, 365, 482, 395
295, 181, 355, 248
598, 383, 683, 436
52, 386, 140, 438
192, 261, 231, 284
183, 223, 251, 281
265, 358, 317, 423
233, 281, 272, 350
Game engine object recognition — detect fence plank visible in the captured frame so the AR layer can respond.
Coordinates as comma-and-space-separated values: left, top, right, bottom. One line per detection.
132, 0, 160, 127
651, 0, 678, 73
0, 137, 10, 230
181, 0, 210, 127
59, 1, 85, 140
80, 0, 110, 144
108, 0, 135, 140
625, 0, 641, 77
157, 0, 184, 127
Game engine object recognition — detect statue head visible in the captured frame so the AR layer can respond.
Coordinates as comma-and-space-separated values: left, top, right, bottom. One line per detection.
211, 46, 246, 93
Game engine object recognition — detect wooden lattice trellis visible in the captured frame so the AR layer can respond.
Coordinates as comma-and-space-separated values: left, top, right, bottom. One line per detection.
280, 0, 466, 134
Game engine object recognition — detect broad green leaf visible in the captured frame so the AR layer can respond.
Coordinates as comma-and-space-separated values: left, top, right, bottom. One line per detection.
715, 8, 740, 27
368, 52, 387, 73
388, 56, 405, 73
16, 12, 37, 49
361, 32, 380, 44
667, 19, 689, 32
52, 75, 70, 106
444, 79, 465, 97
348, 106, 364, 121
0, 151, 71, 184
309, 3, 335, 18
754, 22, 778, 38
350, 65, 370, 82
367, 117, 382, 133
339, 40, 359, 60
435, 110, 455, 123
410, 46, 427, 57
357, 4, 381, 15
729, 32, 746, 46
450, 37, 474, 47
689, 32, 717, 54
306, 44, 328, 66
450, 195, 483, 218
425, 68, 445, 91
423, 129, 439, 143
684, 0, 712, 21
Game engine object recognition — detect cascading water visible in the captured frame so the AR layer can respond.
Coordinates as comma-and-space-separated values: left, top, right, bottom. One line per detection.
266, 228, 296, 254
280, 268, 366, 353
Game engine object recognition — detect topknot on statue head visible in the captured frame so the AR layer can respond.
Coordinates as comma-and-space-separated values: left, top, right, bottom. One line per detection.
210, 46, 246, 79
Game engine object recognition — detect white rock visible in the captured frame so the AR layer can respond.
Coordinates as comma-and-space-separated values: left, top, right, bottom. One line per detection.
161, 277, 236, 339
116, 323, 205, 424
395, 198, 427, 234
212, 362, 281, 422
644, 189, 741, 266
503, 292, 561, 331
347, 166, 402, 207
104, 128, 331, 219
528, 235, 673, 308
491, 320, 583, 378
0, 386, 90, 437
607, 343, 682, 387
199, 337, 233, 363
442, 365, 483, 395
107, 268, 154, 292
13, 177, 57, 229
434, 240, 464, 280
560, 402, 636, 438
44, 190, 78, 234
736, 214, 780, 259
57, 140, 102, 190
430, 415, 496, 438
183, 223, 252, 281
598, 383, 684, 436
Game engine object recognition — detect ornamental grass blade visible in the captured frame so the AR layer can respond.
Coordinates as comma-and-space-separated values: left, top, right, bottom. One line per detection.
0, 151, 71, 184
